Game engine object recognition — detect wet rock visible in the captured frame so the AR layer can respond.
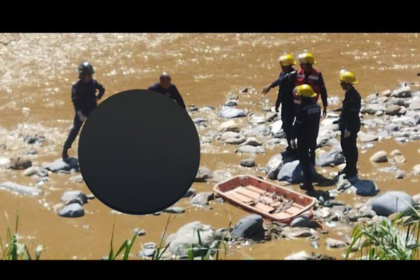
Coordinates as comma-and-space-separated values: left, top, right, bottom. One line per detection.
409, 100, 420, 110
226, 92, 239, 100
277, 160, 316, 184
394, 155, 406, 164
316, 208, 333, 219
44, 158, 78, 172
266, 138, 282, 146
24, 135, 45, 145
360, 209, 376, 219
243, 125, 271, 137
218, 107, 247, 119
316, 150, 345, 167
183, 188, 196, 198
291, 216, 320, 229
240, 159, 255, 168
359, 132, 379, 143
65, 197, 84, 206
347, 209, 362, 222
0, 157, 10, 167
0, 181, 42, 196
231, 215, 265, 241
282, 227, 318, 239
371, 191, 415, 216
58, 203, 85, 218
23, 166, 38, 176
69, 174, 84, 184
250, 115, 267, 125
326, 238, 347, 249
235, 145, 265, 154
390, 149, 402, 156
195, 167, 213, 182
241, 87, 248, 93
354, 180, 379, 196
391, 85, 411, 98
221, 131, 241, 141
218, 120, 240, 133
271, 120, 283, 137
190, 192, 214, 207
385, 123, 399, 132
137, 247, 156, 258
60, 190, 88, 205
163, 207, 185, 214
285, 251, 314, 260
395, 170, 406, 179
381, 89, 392, 97
225, 100, 238, 107
370, 151, 388, 163
241, 137, 262, 147
193, 118, 207, 125
9, 157, 32, 170
166, 222, 217, 258
266, 154, 284, 180
413, 194, 420, 204
87, 194, 95, 200
362, 104, 382, 115
395, 137, 408, 143
224, 136, 246, 145
412, 164, 420, 176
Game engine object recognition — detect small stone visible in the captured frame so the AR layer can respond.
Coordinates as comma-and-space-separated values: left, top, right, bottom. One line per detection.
87, 194, 95, 200
58, 203, 85, 218
183, 188, 196, 198
390, 149, 401, 156
326, 238, 347, 249
240, 159, 256, 167
370, 151, 388, 163
134, 228, 146, 236
394, 155, 406, 164
163, 207, 185, 214
395, 170, 406, 179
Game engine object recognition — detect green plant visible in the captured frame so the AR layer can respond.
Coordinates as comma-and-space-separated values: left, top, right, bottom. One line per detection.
1, 212, 44, 260
346, 204, 420, 260
107, 221, 137, 260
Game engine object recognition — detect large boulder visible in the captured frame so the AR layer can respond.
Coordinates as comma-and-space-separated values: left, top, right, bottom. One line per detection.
166, 222, 218, 258
218, 107, 247, 119
316, 150, 345, 167
277, 160, 316, 184
370, 191, 415, 216
43, 158, 79, 172
231, 215, 265, 241
266, 154, 284, 180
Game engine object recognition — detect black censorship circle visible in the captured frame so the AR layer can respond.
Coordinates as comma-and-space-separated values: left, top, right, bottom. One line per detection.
78, 90, 200, 215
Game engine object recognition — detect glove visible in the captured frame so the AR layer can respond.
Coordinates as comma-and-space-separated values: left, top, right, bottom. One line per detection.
332, 120, 339, 125
290, 139, 297, 150
344, 129, 351, 138
77, 110, 86, 122
275, 106, 279, 113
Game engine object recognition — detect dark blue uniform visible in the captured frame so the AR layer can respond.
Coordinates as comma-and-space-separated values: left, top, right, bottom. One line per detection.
63, 79, 105, 149
292, 98, 321, 189
148, 83, 186, 109
338, 87, 361, 177
275, 70, 297, 152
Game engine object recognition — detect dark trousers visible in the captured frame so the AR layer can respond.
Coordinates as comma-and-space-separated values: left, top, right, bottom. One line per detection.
281, 108, 295, 148
63, 114, 84, 149
340, 130, 358, 176
297, 136, 317, 187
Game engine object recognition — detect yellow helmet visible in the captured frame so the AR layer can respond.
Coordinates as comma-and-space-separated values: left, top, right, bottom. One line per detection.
298, 52, 316, 65
339, 70, 358, 84
295, 84, 317, 98
278, 53, 296, 67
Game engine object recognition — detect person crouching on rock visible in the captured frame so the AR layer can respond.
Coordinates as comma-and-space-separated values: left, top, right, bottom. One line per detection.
333, 70, 361, 179
62, 62, 105, 162
148, 72, 186, 109
291, 85, 320, 195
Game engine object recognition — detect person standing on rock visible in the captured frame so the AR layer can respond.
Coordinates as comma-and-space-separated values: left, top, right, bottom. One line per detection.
333, 70, 361, 178
293, 52, 329, 117
62, 62, 105, 161
261, 53, 297, 96
148, 72, 186, 109
291, 85, 320, 195
261, 54, 298, 157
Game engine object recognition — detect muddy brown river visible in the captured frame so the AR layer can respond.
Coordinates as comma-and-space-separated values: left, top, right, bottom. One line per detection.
1, 33, 420, 260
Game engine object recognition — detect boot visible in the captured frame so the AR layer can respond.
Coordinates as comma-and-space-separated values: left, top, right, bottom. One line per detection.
62, 147, 69, 162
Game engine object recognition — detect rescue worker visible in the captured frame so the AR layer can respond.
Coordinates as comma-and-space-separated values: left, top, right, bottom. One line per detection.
291, 84, 320, 194
148, 72, 186, 109
333, 70, 361, 178
261, 53, 298, 157
293, 52, 329, 117
62, 62, 105, 161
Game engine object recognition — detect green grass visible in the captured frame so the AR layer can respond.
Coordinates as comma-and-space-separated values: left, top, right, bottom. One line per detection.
1, 212, 44, 260
346, 203, 420, 260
